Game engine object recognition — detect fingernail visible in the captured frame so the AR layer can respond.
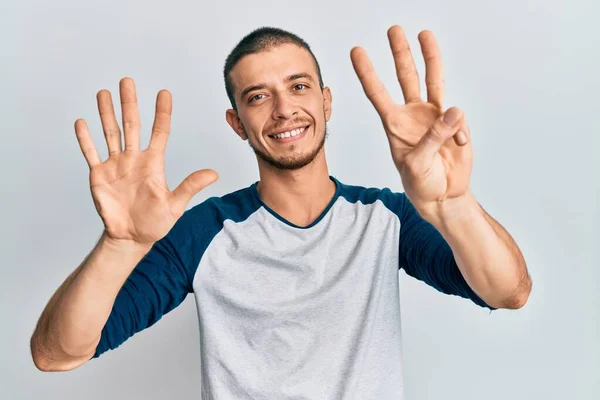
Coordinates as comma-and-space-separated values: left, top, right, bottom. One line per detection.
456, 131, 467, 145
443, 108, 461, 125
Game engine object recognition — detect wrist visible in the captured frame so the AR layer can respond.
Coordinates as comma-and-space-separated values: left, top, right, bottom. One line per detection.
84, 232, 154, 281
100, 231, 154, 255
417, 191, 483, 231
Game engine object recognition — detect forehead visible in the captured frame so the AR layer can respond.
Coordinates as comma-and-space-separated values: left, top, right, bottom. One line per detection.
230, 43, 318, 93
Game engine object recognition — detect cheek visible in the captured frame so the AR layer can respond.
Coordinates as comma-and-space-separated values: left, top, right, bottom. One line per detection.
242, 109, 270, 130
240, 119, 267, 146
239, 113, 258, 134
309, 95, 328, 120
312, 105, 327, 124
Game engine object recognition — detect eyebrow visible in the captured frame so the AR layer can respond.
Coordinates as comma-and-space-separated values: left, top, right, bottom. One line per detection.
240, 72, 316, 99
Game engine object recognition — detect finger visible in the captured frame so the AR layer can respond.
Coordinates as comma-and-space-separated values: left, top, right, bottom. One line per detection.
148, 89, 172, 152
96, 89, 122, 155
409, 107, 464, 165
171, 169, 219, 213
74, 119, 101, 168
454, 121, 470, 146
350, 46, 394, 117
418, 30, 444, 109
388, 25, 421, 104
119, 77, 141, 151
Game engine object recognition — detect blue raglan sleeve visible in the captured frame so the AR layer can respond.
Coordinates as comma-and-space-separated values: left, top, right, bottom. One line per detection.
397, 193, 496, 310
92, 204, 210, 358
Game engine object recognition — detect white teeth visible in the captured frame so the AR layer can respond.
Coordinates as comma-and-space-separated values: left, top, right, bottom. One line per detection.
272, 127, 306, 139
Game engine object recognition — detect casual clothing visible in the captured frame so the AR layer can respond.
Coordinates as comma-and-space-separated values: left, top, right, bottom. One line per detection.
93, 176, 492, 399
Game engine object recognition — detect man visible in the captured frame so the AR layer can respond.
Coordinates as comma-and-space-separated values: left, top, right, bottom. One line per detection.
30, 25, 532, 398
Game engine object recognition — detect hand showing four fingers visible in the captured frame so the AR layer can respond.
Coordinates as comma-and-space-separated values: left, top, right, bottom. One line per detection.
351, 25, 472, 216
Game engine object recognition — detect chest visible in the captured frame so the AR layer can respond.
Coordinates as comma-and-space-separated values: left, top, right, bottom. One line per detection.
193, 203, 401, 316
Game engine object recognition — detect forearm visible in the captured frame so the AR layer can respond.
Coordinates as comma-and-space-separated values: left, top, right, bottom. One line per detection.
420, 191, 531, 309
31, 232, 152, 371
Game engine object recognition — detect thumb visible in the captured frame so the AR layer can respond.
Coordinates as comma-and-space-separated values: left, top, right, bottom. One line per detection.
171, 169, 219, 212
410, 107, 464, 164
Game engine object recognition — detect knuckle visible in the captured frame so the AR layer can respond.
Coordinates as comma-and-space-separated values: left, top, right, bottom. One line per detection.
429, 123, 447, 141
398, 69, 418, 81
425, 79, 445, 89
152, 125, 170, 135
123, 120, 138, 130
104, 127, 120, 137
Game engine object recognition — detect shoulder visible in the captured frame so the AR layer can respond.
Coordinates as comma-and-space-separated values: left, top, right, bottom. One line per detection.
170, 183, 262, 240
334, 177, 408, 218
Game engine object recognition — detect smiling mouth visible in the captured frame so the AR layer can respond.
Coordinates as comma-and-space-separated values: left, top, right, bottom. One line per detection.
268, 125, 310, 141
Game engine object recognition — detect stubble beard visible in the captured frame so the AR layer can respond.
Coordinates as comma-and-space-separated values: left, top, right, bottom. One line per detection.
247, 123, 329, 171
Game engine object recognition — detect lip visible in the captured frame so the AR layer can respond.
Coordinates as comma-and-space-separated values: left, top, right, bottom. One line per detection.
268, 125, 310, 144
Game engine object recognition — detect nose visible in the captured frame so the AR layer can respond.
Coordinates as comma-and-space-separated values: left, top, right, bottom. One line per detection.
272, 93, 298, 120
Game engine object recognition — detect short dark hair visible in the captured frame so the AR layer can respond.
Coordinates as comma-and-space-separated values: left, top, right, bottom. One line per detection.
223, 27, 325, 111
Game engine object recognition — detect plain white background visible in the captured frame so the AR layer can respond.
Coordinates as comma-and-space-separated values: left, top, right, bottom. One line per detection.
1, 0, 598, 399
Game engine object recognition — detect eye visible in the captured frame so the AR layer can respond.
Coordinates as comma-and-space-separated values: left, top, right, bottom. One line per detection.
249, 93, 265, 103
293, 83, 307, 91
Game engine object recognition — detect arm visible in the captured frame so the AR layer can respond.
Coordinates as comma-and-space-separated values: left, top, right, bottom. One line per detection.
31, 78, 217, 371
398, 193, 494, 309
351, 26, 531, 309
30, 234, 152, 371
31, 211, 201, 371
419, 190, 531, 309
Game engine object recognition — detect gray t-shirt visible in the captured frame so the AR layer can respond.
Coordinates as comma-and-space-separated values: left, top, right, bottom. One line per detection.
93, 176, 492, 399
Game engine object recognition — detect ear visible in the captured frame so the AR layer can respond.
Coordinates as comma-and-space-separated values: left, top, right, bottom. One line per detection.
322, 87, 332, 122
225, 109, 248, 140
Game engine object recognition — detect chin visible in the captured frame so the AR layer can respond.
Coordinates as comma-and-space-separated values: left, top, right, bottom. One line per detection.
250, 124, 328, 171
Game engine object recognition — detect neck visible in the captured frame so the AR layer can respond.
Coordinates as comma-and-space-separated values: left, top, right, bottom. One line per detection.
256, 149, 336, 227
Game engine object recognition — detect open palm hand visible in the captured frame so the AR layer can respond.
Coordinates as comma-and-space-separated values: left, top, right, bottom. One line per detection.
351, 26, 473, 213
75, 78, 218, 246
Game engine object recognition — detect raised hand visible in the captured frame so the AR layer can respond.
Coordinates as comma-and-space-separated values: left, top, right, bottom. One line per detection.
351, 26, 472, 216
74, 78, 218, 246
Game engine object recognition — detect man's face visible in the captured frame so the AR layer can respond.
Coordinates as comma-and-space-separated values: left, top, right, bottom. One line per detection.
226, 43, 332, 170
